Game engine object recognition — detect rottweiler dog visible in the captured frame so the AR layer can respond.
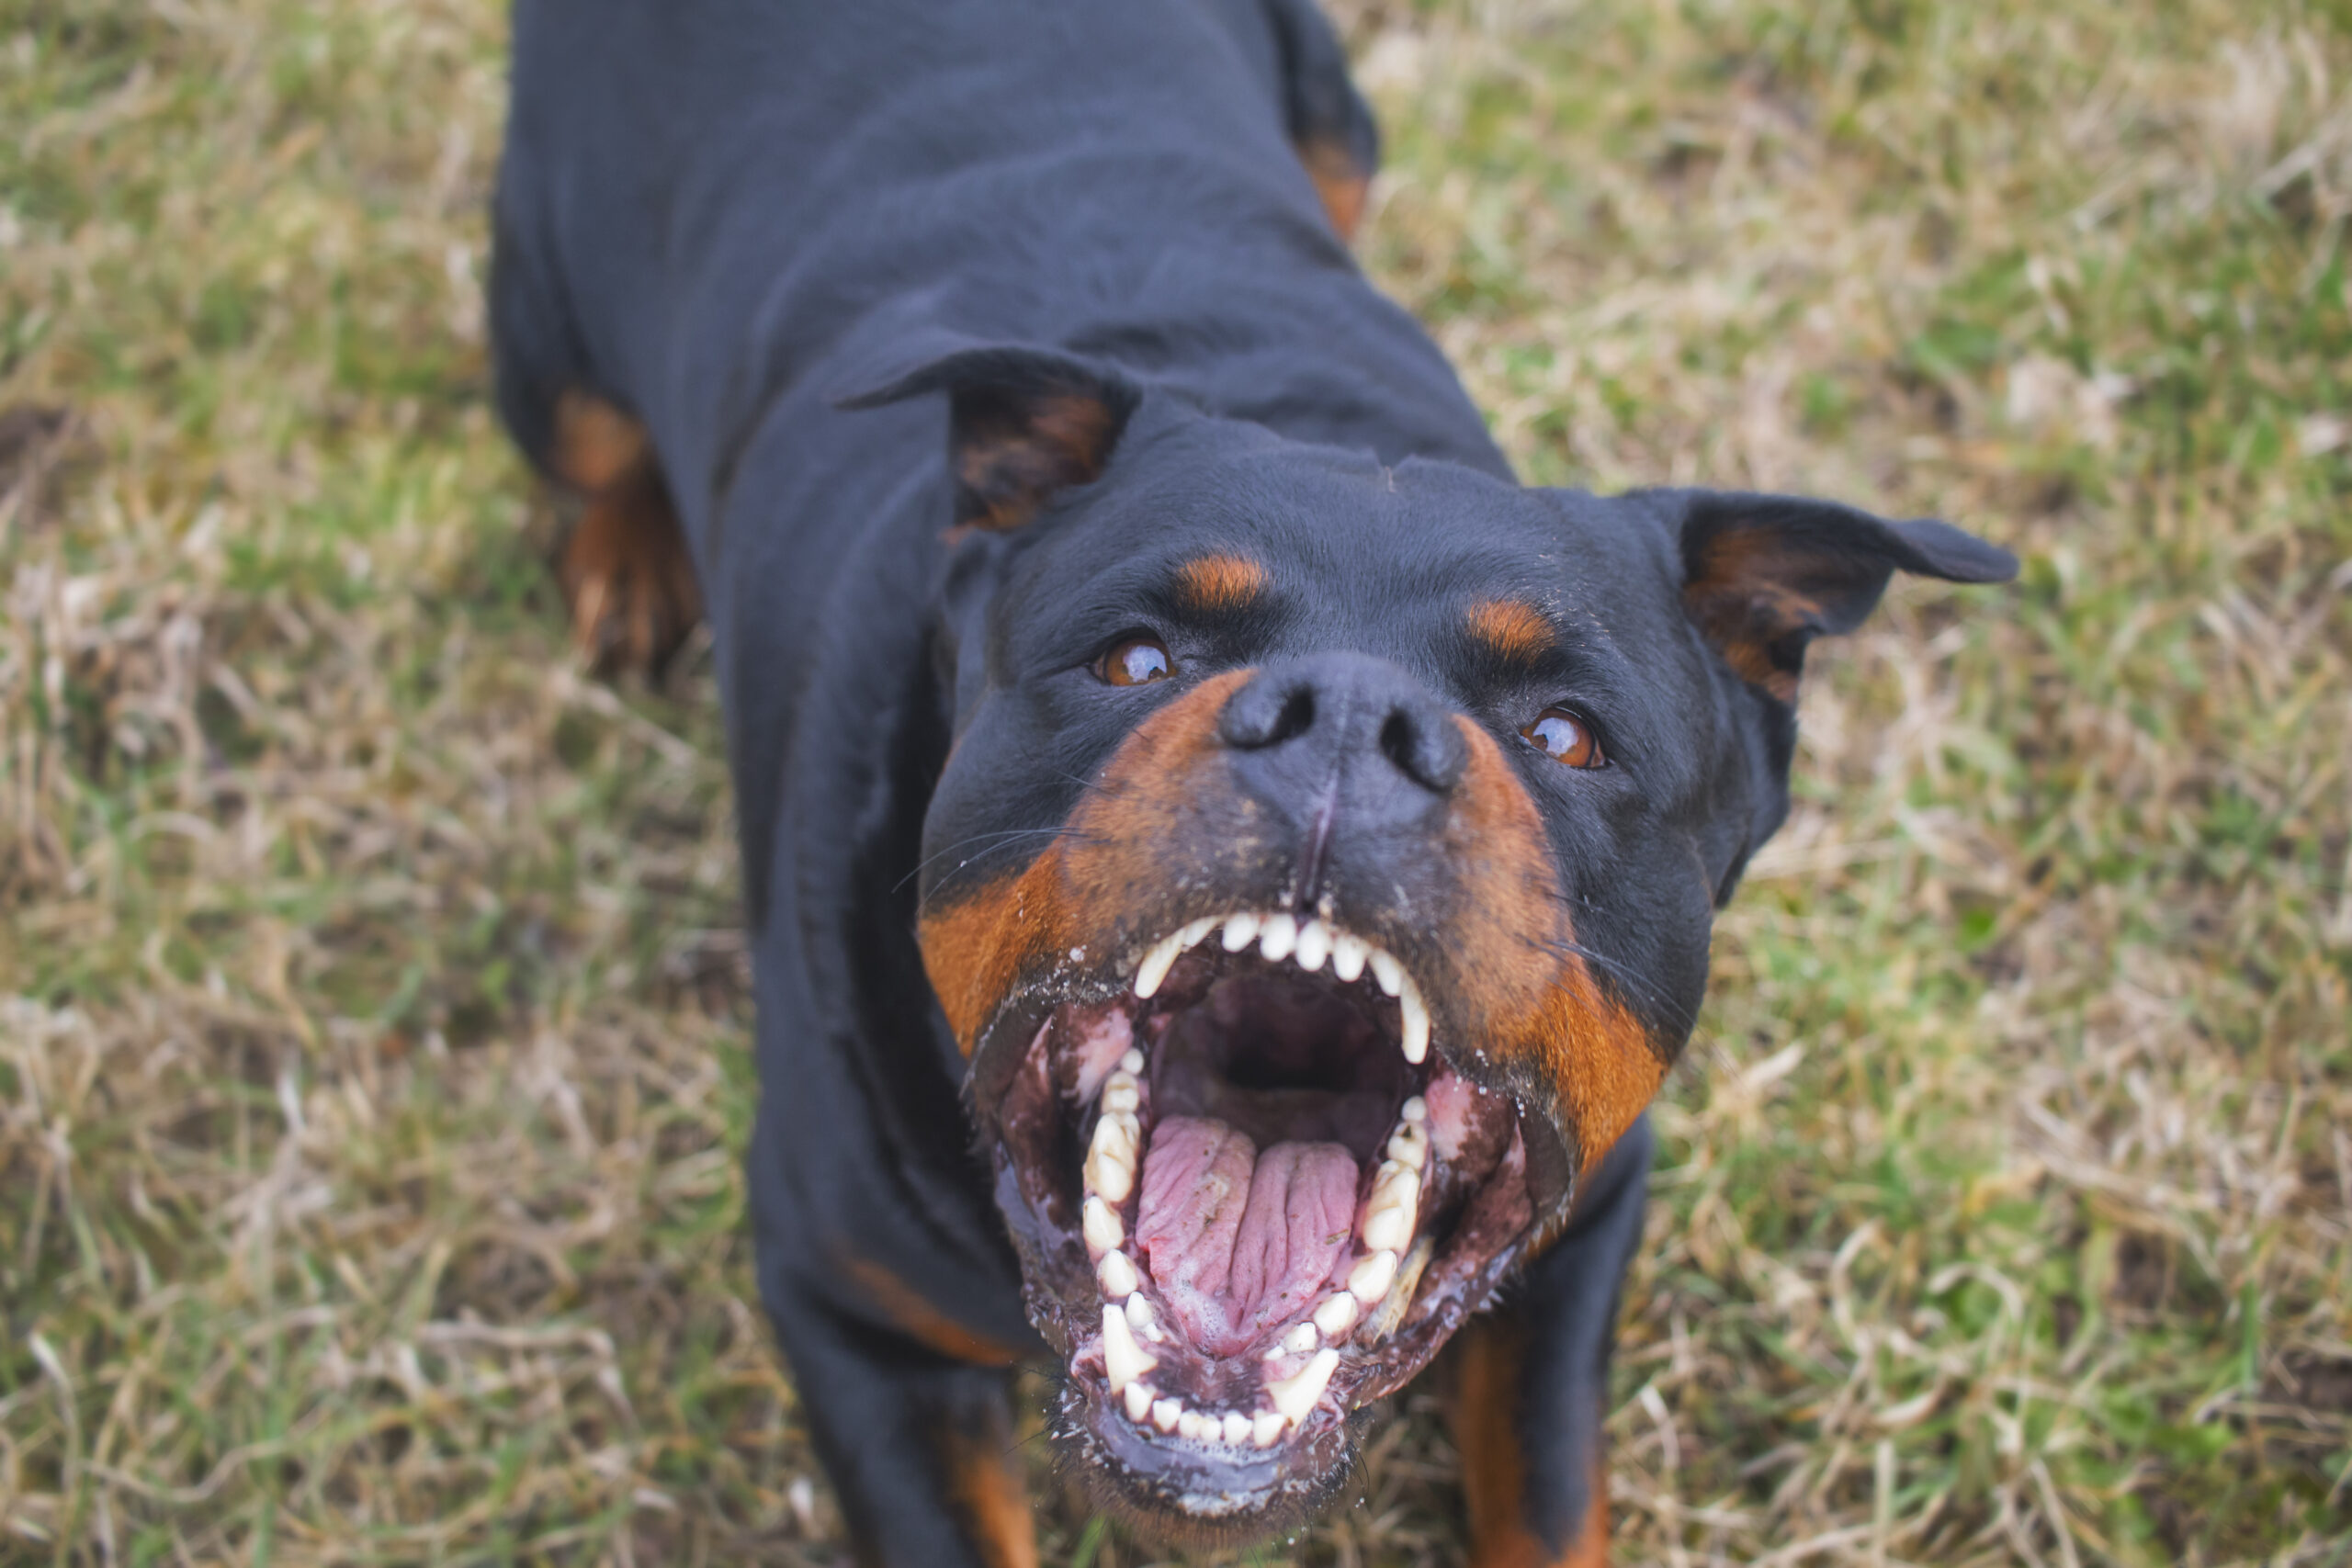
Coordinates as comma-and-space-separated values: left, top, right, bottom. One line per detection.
488, 0, 2016, 1561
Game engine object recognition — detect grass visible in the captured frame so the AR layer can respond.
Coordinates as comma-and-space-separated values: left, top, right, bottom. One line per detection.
2, 0, 2347, 1562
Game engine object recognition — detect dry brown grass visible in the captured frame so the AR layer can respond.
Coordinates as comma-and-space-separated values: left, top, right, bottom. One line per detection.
4, 0, 2348, 1563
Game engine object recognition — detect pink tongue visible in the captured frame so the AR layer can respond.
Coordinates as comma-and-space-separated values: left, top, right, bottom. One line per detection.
1134, 1115, 1358, 1355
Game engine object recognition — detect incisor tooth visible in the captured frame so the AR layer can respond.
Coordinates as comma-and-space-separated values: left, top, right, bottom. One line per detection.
1152, 1396, 1182, 1432
1124, 1381, 1154, 1421
1331, 932, 1368, 983
1102, 1304, 1157, 1392
1369, 947, 1403, 997
1134, 932, 1183, 998
1222, 1412, 1252, 1445
1294, 919, 1330, 973
1350, 1248, 1398, 1303
1097, 1249, 1138, 1299
1125, 1292, 1155, 1333
1398, 978, 1430, 1065
1178, 1411, 1209, 1440
1221, 912, 1261, 952
1253, 1411, 1287, 1448
1283, 1321, 1318, 1355
1082, 1196, 1123, 1257
1258, 911, 1297, 962
1312, 1292, 1359, 1338
1268, 1347, 1339, 1425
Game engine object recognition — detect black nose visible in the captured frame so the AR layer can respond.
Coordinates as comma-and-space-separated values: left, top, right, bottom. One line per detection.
1218, 651, 1467, 799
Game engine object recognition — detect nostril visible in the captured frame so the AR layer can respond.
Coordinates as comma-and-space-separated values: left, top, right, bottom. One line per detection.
1381, 705, 1465, 794
1270, 689, 1315, 747
1221, 676, 1317, 750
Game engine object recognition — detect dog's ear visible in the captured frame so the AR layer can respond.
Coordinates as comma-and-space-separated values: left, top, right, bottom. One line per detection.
839, 345, 1141, 532
1659, 489, 2017, 703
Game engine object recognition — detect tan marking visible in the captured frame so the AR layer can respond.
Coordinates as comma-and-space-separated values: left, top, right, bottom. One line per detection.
1174, 554, 1269, 613
1681, 526, 1828, 704
1466, 598, 1555, 664
1295, 133, 1371, 243
546, 390, 702, 676
1454, 1315, 1612, 1567
960, 390, 1122, 532
837, 1253, 1023, 1368
937, 1423, 1039, 1568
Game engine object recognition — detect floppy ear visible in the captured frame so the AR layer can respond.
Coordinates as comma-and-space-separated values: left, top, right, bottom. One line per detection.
1664, 489, 2018, 703
838, 344, 1140, 533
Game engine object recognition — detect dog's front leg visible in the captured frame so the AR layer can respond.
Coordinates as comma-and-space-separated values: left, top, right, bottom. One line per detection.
759, 1271, 1036, 1568
1450, 1116, 1653, 1568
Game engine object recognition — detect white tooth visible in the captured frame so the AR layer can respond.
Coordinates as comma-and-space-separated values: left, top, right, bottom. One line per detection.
1350, 1249, 1399, 1303
1331, 932, 1368, 983
1135, 932, 1184, 998
1098, 1249, 1139, 1299
1268, 1347, 1340, 1425
1258, 911, 1297, 962
1102, 1072, 1141, 1115
1082, 1196, 1124, 1258
1398, 978, 1430, 1065
1366, 1235, 1436, 1343
1102, 1304, 1157, 1392
1120, 1048, 1145, 1075
1221, 912, 1261, 952
1312, 1292, 1359, 1338
1401, 1095, 1428, 1122
1125, 1292, 1155, 1332
1294, 919, 1330, 973
1086, 1113, 1138, 1203
1181, 916, 1218, 950
1284, 1321, 1319, 1355
1386, 1120, 1428, 1170
1363, 1167, 1418, 1255
1125, 1381, 1154, 1422
1253, 1411, 1288, 1448
1369, 948, 1403, 998
1178, 1411, 1209, 1440
1222, 1412, 1252, 1445
1152, 1396, 1182, 1432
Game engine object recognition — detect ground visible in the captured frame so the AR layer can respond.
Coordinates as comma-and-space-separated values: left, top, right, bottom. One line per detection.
2, 0, 2348, 1563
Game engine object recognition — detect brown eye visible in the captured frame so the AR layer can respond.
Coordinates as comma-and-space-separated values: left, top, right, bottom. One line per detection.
1100, 636, 1171, 686
1522, 706, 1602, 768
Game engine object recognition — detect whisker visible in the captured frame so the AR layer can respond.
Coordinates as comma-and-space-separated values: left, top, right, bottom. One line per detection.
1534, 936, 1698, 1032
899, 824, 1098, 899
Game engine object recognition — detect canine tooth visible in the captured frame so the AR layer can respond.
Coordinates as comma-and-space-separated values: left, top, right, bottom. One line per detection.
1294, 919, 1330, 973
1268, 1348, 1340, 1425
1369, 948, 1404, 998
1098, 1249, 1139, 1299
1102, 1072, 1140, 1115
1350, 1249, 1399, 1303
1331, 932, 1369, 983
1398, 978, 1430, 1065
1258, 911, 1297, 962
1125, 1292, 1155, 1333
1221, 912, 1261, 952
1134, 931, 1185, 999
1178, 1411, 1209, 1441
1401, 1095, 1428, 1122
1253, 1411, 1288, 1447
1363, 1165, 1419, 1254
1086, 1113, 1138, 1202
1283, 1321, 1319, 1355
1082, 1196, 1123, 1257
1152, 1396, 1182, 1432
1102, 1304, 1157, 1392
1120, 1048, 1145, 1075
1386, 1120, 1428, 1169
1312, 1292, 1359, 1338
1125, 1381, 1154, 1422
1180, 916, 1218, 950
1222, 1412, 1252, 1445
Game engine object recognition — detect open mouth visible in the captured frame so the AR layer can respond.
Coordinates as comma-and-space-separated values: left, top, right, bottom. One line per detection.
976, 909, 1550, 1522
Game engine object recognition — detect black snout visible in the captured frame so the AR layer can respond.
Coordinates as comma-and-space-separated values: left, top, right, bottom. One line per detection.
1218, 653, 1465, 867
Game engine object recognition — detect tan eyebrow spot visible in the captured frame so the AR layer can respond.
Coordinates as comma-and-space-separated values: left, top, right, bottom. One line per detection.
1173, 553, 1269, 612
1465, 598, 1555, 663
